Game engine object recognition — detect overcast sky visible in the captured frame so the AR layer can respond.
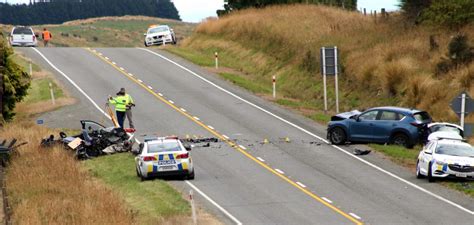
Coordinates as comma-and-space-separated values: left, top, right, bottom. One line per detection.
4, 0, 399, 22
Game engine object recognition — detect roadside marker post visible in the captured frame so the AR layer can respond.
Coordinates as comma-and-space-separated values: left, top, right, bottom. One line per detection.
215, 52, 219, 69
335, 47, 339, 113
49, 82, 55, 105
321, 47, 328, 113
461, 93, 466, 128
29, 62, 33, 76
189, 190, 197, 225
272, 75, 276, 99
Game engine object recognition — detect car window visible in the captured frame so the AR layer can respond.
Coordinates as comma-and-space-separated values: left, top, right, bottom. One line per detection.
413, 111, 431, 123
435, 143, 474, 157
148, 142, 181, 153
148, 27, 168, 34
424, 142, 434, 153
359, 110, 379, 121
13, 27, 33, 35
82, 121, 105, 132
379, 111, 401, 121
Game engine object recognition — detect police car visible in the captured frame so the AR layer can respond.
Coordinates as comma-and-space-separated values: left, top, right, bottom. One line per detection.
417, 136, 474, 182
135, 136, 194, 181
144, 25, 176, 47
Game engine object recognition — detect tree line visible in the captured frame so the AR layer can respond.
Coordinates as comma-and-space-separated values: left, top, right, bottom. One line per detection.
401, 0, 473, 28
0, 0, 180, 25
218, 0, 357, 15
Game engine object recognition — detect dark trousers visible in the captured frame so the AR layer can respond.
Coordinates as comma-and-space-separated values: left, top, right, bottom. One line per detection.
116, 111, 126, 128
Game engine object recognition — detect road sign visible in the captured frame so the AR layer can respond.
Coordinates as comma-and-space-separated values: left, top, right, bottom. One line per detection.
450, 91, 474, 117
320, 47, 340, 113
464, 123, 474, 138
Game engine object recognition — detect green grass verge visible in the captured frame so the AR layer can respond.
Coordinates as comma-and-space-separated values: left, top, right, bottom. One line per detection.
219, 72, 272, 94
84, 153, 190, 224
24, 78, 64, 103
442, 181, 474, 197
167, 47, 214, 67
10, 53, 41, 73
368, 144, 420, 166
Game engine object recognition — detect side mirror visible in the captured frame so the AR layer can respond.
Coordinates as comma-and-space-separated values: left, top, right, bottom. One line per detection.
183, 143, 192, 151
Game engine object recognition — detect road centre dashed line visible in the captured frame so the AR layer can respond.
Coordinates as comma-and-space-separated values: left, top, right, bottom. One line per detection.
207, 125, 215, 130
350, 213, 362, 220
180, 108, 187, 112
296, 182, 306, 188
137, 79, 143, 83
35, 48, 242, 225
85, 48, 363, 225
322, 197, 333, 204
275, 169, 285, 174
256, 157, 265, 162
238, 145, 246, 150
193, 116, 200, 121
128, 73, 134, 76
104, 56, 109, 60
139, 48, 474, 216
112, 62, 116, 65
148, 86, 153, 90
120, 67, 125, 71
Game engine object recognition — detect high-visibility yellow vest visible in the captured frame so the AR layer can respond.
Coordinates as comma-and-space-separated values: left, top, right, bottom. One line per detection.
125, 94, 134, 106
109, 95, 128, 112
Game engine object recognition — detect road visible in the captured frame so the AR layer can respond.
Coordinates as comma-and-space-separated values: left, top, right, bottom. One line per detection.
20, 47, 474, 225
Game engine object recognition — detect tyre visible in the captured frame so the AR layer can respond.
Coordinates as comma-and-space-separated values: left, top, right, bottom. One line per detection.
187, 170, 195, 180
136, 167, 140, 178
390, 133, 411, 148
144, 41, 149, 47
329, 127, 347, 145
416, 160, 424, 179
428, 162, 435, 183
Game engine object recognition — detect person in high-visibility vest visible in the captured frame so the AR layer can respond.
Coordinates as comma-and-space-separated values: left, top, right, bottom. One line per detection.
121, 88, 135, 129
42, 28, 52, 47
108, 89, 129, 128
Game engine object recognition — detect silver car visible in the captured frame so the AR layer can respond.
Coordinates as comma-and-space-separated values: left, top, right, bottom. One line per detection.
135, 136, 194, 181
144, 25, 176, 47
9, 26, 38, 47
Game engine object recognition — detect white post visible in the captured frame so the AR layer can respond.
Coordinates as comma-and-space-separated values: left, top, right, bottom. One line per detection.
272, 75, 276, 99
322, 47, 328, 113
29, 62, 33, 76
334, 47, 339, 113
189, 190, 197, 225
215, 52, 219, 69
49, 82, 56, 105
461, 93, 466, 128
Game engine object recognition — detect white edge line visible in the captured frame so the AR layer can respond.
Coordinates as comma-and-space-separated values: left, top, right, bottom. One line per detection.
32, 48, 242, 225
322, 197, 333, 204
275, 169, 284, 174
193, 116, 200, 121
238, 145, 246, 150
139, 47, 474, 215
185, 181, 243, 225
256, 157, 265, 162
349, 213, 361, 220
296, 182, 306, 188
32, 48, 110, 120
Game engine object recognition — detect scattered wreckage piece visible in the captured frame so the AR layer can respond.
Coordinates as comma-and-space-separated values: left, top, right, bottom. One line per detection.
41, 120, 135, 160
0, 139, 27, 166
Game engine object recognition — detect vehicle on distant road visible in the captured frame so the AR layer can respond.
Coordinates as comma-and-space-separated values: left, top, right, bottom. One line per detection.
327, 106, 432, 148
417, 138, 474, 182
144, 25, 176, 47
9, 26, 38, 47
135, 136, 194, 181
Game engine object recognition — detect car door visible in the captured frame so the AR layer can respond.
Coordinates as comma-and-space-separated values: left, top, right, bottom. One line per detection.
349, 110, 380, 141
371, 110, 403, 142
420, 142, 435, 174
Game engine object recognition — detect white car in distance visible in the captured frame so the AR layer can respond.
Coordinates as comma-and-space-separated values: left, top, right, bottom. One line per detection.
417, 138, 474, 182
9, 26, 38, 47
135, 136, 194, 181
144, 25, 176, 47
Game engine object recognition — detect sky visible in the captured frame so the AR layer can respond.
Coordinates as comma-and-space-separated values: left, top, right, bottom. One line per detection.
4, 0, 400, 22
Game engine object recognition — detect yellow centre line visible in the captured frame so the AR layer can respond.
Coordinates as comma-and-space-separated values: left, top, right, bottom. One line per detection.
85, 47, 363, 225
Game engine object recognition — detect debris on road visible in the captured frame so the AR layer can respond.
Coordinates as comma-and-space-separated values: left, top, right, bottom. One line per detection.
353, 148, 371, 155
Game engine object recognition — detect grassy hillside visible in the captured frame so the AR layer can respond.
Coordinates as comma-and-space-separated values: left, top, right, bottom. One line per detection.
170, 4, 474, 124
1, 16, 195, 47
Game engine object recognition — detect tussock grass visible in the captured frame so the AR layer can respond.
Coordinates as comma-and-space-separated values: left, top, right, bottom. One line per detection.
0, 122, 135, 224
177, 4, 474, 122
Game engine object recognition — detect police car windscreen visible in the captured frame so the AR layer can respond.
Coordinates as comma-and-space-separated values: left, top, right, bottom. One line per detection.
148, 142, 180, 153
435, 143, 474, 157
148, 27, 168, 34
13, 27, 33, 35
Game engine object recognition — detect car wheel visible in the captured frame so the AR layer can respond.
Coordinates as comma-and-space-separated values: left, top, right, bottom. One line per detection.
428, 162, 435, 183
136, 167, 140, 177
390, 133, 411, 148
187, 170, 195, 180
144, 41, 149, 47
329, 127, 347, 145
416, 160, 424, 179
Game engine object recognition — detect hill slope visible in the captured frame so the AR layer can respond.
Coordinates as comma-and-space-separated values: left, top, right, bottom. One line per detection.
171, 4, 474, 122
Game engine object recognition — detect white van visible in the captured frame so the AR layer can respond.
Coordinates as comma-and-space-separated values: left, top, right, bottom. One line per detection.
9, 26, 38, 47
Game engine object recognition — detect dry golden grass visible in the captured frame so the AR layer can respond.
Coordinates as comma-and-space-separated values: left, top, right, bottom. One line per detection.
182, 4, 474, 122
0, 122, 135, 225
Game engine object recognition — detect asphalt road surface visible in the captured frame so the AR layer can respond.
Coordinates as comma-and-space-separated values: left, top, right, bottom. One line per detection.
19, 47, 474, 225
